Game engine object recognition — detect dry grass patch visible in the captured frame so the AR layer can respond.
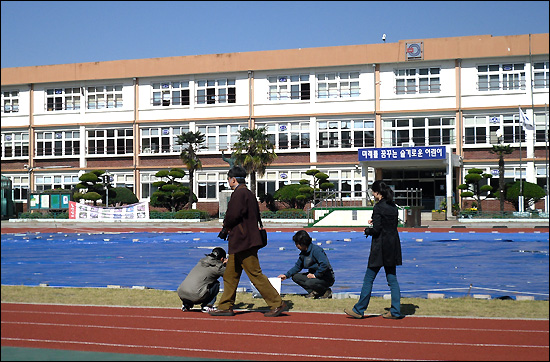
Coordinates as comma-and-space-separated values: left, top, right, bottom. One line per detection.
1, 285, 547, 319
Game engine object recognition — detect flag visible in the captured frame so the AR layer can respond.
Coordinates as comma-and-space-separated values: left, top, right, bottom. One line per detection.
519, 107, 534, 131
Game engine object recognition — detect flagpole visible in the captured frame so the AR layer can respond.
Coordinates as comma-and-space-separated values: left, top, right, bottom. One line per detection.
528, 33, 535, 213
519, 104, 523, 212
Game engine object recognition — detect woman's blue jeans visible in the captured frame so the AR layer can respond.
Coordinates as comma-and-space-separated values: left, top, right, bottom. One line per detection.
353, 265, 401, 317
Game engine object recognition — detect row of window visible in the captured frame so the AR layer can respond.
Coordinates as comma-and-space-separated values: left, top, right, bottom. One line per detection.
2, 113, 548, 158
6, 164, 548, 203
2, 61, 548, 113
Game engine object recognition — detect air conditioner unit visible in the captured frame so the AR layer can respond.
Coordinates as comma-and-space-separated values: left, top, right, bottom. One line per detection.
401, 143, 413, 147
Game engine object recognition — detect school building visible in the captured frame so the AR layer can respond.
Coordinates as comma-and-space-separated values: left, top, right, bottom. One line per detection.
1, 33, 549, 217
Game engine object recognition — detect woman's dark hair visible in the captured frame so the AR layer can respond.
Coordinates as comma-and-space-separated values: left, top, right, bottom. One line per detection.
227, 166, 247, 184
292, 230, 312, 247
371, 180, 395, 205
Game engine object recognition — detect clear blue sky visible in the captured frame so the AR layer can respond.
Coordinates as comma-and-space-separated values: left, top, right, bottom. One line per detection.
1, 1, 549, 69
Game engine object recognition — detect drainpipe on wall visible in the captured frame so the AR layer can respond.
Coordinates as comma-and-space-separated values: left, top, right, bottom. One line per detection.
248, 70, 254, 129
455, 59, 463, 215
28, 83, 35, 192
133, 77, 139, 199
373, 63, 383, 180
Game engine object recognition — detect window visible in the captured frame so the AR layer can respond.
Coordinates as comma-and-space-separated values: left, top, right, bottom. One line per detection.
2, 90, 19, 113
317, 72, 360, 98
536, 165, 548, 192
141, 125, 192, 154
534, 112, 549, 143
152, 81, 190, 106
110, 173, 134, 192
35, 130, 80, 157
318, 119, 374, 149
2, 131, 29, 158
318, 120, 349, 148
463, 113, 524, 145
140, 173, 159, 199
489, 168, 515, 192
256, 171, 281, 197
382, 117, 455, 147
197, 173, 221, 199
268, 74, 310, 101
477, 63, 525, 91
87, 85, 123, 109
9, 175, 29, 201
196, 78, 235, 104
87, 128, 133, 155
171, 125, 191, 152
352, 120, 375, 148
46, 88, 81, 111
533, 61, 549, 89
140, 172, 189, 199
258, 121, 310, 150
324, 169, 364, 199
35, 174, 79, 192
197, 124, 243, 151
141, 127, 171, 153
395, 67, 440, 94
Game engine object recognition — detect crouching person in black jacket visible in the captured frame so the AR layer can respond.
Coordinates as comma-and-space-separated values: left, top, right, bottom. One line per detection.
277, 230, 335, 299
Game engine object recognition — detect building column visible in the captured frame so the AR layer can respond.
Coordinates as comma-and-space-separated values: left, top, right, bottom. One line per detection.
309, 116, 317, 163
446, 148, 453, 219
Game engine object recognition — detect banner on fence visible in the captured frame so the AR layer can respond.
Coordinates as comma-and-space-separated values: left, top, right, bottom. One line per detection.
69, 201, 149, 221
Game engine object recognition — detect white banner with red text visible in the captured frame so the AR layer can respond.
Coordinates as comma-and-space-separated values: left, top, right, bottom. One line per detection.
69, 201, 149, 221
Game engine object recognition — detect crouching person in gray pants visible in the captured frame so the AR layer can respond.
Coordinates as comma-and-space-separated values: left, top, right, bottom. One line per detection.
177, 247, 227, 313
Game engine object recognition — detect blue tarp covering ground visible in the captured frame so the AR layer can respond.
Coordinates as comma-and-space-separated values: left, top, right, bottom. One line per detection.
1, 230, 548, 300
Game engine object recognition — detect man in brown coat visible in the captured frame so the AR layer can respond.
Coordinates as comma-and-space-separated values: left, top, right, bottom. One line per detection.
210, 166, 287, 317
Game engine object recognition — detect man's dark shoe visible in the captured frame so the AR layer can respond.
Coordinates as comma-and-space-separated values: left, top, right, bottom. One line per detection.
264, 301, 288, 317
320, 288, 332, 299
209, 308, 235, 316
382, 311, 403, 319
344, 308, 363, 319
305, 291, 320, 299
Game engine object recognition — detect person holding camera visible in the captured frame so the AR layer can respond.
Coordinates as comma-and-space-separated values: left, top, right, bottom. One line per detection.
210, 166, 287, 317
177, 247, 227, 313
277, 230, 335, 299
344, 180, 403, 320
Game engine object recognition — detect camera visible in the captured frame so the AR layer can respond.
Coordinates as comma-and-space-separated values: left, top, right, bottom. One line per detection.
364, 227, 373, 236
218, 227, 229, 240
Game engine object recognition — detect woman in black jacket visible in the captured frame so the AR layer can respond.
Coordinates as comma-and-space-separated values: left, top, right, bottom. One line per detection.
344, 180, 403, 319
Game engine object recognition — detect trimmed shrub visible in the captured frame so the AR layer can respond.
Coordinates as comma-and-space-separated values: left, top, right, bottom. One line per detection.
175, 209, 210, 219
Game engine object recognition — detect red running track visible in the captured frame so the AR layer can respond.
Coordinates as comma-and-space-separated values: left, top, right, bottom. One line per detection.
1, 302, 548, 361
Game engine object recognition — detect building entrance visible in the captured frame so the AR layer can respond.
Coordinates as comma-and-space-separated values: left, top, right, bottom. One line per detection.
382, 169, 447, 211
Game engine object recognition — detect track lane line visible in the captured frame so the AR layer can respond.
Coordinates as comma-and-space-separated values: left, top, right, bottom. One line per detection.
3, 321, 548, 349
2, 309, 547, 334
0, 337, 425, 361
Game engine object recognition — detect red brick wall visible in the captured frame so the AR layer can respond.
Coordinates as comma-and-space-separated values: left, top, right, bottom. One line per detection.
272, 153, 310, 165
317, 151, 357, 163
86, 157, 133, 168
462, 198, 546, 212
463, 148, 525, 160
34, 159, 80, 168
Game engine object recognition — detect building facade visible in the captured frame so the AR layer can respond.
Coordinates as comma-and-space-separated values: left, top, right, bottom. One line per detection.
1, 33, 549, 216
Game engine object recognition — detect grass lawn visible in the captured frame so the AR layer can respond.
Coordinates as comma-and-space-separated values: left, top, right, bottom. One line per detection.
2, 285, 548, 319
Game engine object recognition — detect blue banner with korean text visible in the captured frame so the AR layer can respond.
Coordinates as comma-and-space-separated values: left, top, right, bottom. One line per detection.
358, 146, 446, 161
